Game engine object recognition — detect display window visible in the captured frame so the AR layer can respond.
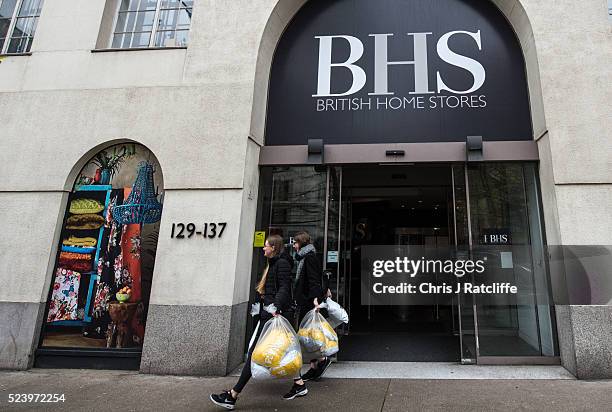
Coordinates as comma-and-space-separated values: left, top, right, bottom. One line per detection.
40, 143, 163, 351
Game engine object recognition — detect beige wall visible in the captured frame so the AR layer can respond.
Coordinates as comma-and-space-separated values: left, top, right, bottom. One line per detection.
0, 0, 279, 308
523, 0, 612, 244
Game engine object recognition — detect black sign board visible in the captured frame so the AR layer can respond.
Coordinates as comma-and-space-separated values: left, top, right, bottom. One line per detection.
266, 0, 533, 146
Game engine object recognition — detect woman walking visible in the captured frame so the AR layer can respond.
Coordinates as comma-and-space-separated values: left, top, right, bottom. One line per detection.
291, 231, 333, 384
210, 235, 305, 410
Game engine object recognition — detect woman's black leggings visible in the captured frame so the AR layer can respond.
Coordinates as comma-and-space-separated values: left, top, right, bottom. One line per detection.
232, 320, 264, 393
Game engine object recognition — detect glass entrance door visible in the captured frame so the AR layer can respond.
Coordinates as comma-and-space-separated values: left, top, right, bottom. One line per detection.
322, 167, 349, 334
467, 163, 558, 360
452, 164, 478, 363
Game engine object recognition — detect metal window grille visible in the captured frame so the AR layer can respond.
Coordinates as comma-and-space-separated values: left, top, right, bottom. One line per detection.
0, 0, 44, 54
111, 0, 193, 49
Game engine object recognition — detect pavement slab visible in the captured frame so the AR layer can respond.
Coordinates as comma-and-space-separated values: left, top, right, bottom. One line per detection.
0, 369, 610, 412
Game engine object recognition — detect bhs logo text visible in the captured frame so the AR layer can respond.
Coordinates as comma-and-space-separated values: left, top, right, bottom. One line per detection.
313, 31, 486, 97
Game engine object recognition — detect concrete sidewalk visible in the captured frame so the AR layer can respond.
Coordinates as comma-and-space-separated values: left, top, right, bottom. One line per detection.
0, 368, 610, 411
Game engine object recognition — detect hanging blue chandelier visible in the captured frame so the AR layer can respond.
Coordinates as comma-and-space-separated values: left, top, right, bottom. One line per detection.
113, 161, 163, 225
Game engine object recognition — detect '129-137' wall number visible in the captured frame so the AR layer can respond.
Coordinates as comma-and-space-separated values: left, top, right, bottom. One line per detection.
171, 223, 227, 239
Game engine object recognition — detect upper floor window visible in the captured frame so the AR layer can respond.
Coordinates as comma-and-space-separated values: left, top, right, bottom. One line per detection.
0, 0, 44, 54
111, 0, 193, 49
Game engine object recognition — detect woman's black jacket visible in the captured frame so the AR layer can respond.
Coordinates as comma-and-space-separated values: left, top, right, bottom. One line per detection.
256, 251, 293, 320
294, 250, 325, 308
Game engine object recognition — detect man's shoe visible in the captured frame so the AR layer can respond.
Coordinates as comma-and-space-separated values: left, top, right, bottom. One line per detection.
283, 383, 308, 400
300, 367, 318, 382
312, 357, 333, 381
210, 390, 237, 410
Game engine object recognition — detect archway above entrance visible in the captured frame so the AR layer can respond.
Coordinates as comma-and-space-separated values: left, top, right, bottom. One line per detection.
265, 0, 533, 146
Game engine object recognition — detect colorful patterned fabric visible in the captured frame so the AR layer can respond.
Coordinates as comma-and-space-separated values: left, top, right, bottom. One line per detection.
61, 245, 96, 254
69, 198, 104, 214
58, 251, 93, 273
47, 268, 81, 322
60, 251, 92, 261
121, 189, 143, 343
92, 283, 111, 318
65, 214, 105, 230
63, 236, 97, 247
92, 190, 124, 321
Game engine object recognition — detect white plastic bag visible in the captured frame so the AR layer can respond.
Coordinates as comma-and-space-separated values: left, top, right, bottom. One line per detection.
250, 303, 278, 317
251, 315, 302, 380
250, 303, 260, 317
320, 298, 349, 328
297, 309, 339, 357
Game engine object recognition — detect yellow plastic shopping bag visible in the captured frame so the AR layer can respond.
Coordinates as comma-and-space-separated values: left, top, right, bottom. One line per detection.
251, 315, 302, 379
297, 309, 339, 357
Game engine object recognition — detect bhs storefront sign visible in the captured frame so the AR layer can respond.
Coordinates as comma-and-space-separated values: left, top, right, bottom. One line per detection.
314, 31, 485, 101
266, 0, 533, 145
313, 31, 488, 113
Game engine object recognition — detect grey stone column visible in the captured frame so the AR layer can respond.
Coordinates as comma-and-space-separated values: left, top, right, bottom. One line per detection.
140, 302, 248, 376
556, 305, 612, 379
0, 302, 46, 370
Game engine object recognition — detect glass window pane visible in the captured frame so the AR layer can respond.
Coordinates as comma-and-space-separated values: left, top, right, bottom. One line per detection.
153, 29, 170, 47
11, 17, 26, 36
115, 12, 127, 33
154, 29, 188, 47
115, 11, 138, 34
23, 34, 32, 51
174, 29, 188, 46
12, 16, 36, 37
119, 0, 140, 12
177, 8, 190, 29
7, 35, 26, 53
121, 32, 133, 48
115, 11, 135, 33
134, 10, 154, 32
131, 31, 151, 47
0, 17, 10, 38
158, 8, 190, 30
125, 11, 137, 33
18, 0, 43, 17
161, 0, 193, 10
160, 0, 179, 8
158, 9, 177, 30
138, 0, 158, 11
0, 0, 18, 19
111, 32, 124, 48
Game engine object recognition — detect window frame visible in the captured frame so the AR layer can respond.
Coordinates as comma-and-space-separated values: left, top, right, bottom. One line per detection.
1, 0, 44, 55
109, 0, 192, 49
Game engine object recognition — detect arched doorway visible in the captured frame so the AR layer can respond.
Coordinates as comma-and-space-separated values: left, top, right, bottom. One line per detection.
251, 0, 559, 364
37, 143, 164, 369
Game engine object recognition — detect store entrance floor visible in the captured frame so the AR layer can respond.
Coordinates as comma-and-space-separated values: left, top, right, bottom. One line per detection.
338, 333, 459, 362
